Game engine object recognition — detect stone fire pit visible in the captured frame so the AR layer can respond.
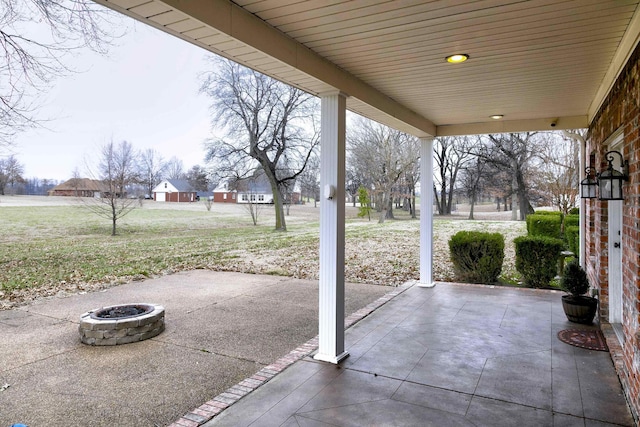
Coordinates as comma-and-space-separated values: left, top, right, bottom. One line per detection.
79, 303, 165, 346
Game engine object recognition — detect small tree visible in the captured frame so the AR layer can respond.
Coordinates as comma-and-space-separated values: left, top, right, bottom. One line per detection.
357, 186, 371, 220
84, 140, 139, 236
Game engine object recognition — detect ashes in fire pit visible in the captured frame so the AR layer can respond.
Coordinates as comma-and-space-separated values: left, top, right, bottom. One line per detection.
91, 304, 152, 319
79, 303, 164, 346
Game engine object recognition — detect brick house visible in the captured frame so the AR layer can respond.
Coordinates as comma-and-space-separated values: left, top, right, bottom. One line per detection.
212, 182, 237, 203
152, 179, 197, 202
585, 41, 640, 416
48, 178, 107, 198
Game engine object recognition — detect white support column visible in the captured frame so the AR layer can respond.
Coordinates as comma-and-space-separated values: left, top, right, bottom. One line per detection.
419, 137, 436, 288
315, 91, 348, 364
579, 136, 586, 266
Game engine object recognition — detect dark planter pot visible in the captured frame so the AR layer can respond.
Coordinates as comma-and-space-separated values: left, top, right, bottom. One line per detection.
562, 295, 598, 324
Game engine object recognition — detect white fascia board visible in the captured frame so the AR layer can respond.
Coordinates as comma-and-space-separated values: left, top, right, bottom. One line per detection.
588, 6, 640, 122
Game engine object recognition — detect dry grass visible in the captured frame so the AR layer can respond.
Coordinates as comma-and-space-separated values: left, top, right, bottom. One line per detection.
0, 196, 526, 309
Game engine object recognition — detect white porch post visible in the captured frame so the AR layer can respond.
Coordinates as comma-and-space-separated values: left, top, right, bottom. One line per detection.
314, 91, 348, 364
579, 135, 586, 266
419, 136, 436, 287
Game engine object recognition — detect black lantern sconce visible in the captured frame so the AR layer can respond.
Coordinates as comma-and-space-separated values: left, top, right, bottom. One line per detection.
580, 166, 598, 199
580, 151, 629, 201
598, 151, 629, 201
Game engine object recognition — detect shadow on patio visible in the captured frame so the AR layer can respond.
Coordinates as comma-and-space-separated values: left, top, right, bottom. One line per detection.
199, 283, 633, 427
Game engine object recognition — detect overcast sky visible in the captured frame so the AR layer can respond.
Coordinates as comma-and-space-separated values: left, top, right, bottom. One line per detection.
13, 16, 214, 182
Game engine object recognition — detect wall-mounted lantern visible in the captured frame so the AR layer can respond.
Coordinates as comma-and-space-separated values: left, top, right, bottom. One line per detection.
597, 151, 628, 201
580, 167, 598, 199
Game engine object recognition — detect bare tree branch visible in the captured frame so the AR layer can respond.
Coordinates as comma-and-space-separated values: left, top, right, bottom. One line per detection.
200, 57, 319, 231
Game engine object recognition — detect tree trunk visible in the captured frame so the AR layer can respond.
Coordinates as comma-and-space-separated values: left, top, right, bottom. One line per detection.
469, 193, 476, 220
386, 197, 394, 219
378, 191, 388, 223
111, 203, 117, 236
411, 189, 417, 219
433, 187, 442, 215
272, 188, 286, 230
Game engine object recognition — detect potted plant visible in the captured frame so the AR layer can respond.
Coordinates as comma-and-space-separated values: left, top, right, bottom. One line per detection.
560, 260, 598, 324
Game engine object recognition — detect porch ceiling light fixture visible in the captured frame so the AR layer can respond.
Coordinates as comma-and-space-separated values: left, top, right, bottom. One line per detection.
445, 54, 469, 63
597, 151, 629, 201
490, 114, 504, 120
580, 166, 597, 199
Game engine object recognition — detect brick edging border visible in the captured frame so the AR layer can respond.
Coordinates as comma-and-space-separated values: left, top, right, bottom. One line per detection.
168, 281, 415, 427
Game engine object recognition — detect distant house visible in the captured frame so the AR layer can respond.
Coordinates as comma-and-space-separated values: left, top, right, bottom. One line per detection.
48, 178, 107, 198
235, 175, 274, 204
212, 182, 237, 203
152, 179, 197, 202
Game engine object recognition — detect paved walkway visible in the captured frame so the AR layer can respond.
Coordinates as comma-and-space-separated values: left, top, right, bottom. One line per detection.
204, 283, 634, 427
0, 271, 389, 426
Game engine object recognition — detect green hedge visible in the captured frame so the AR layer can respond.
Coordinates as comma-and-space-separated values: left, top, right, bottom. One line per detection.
564, 214, 579, 228
565, 226, 580, 256
514, 236, 565, 288
449, 231, 504, 284
526, 214, 562, 239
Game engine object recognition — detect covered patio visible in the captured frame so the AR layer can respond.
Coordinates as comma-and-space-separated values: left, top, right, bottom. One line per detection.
92, 0, 640, 424
199, 282, 632, 426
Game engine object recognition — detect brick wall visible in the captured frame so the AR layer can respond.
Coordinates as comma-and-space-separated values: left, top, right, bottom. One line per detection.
587, 41, 640, 420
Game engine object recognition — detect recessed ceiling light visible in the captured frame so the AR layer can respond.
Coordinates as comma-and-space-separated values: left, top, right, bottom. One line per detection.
445, 54, 469, 63
490, 115, 504, 120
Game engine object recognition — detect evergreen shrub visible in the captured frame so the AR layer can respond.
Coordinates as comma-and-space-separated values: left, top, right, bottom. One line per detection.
569, 207, 579, 215
560, 260, 590, 296
526, 214, 562, 239
564, 214, 579, 228
514, 236, 565, 288
449, 231, 504, 284
565, 226, 580, 256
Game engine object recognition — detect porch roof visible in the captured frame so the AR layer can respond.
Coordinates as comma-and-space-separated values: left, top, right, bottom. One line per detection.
95, 0, 639, 137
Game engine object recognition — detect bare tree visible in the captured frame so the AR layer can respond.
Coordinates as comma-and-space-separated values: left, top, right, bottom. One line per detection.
164, 156, 185, 180
138, 148, 165, 197
536, 131, 581, 214
432, 136, 474, 215
478, 133, 543, 220
460, 152, 491, 220
348, 118, 420, 223
84, 140, 139, 236
0, 154, 24, 195
200, 57, 319, 231
0, 0, 120, 147
298, 154, 320, 207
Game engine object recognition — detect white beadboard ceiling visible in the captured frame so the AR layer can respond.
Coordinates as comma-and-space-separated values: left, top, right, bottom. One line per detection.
94, 0, 640, 137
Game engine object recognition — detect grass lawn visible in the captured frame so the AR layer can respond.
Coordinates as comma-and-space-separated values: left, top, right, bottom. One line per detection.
0, 197, 527, 308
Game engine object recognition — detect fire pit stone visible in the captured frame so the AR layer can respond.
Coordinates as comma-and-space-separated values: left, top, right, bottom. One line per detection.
79, 303, 165, 346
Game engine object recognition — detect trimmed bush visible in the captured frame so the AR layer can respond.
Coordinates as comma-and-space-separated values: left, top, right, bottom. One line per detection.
526, 214, 562, 239
569, 207, 579, 215
564, 214, 579, 228
560, 260, 589, 296
565, 226, 580, 256
514, 236, 565, 288
449, 231, 504, 284
526, 211, 562, 234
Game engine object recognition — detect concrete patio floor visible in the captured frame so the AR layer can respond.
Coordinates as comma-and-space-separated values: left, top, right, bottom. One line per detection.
204, 283, 634, 427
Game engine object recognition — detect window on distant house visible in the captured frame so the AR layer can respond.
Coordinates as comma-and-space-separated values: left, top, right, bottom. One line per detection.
223, 193, 227, 200
232, 193, 236, 200
250, 194, 256, 201
164, 183, 167, 189
258, 194, 264, 201
242, 194, 248, 201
